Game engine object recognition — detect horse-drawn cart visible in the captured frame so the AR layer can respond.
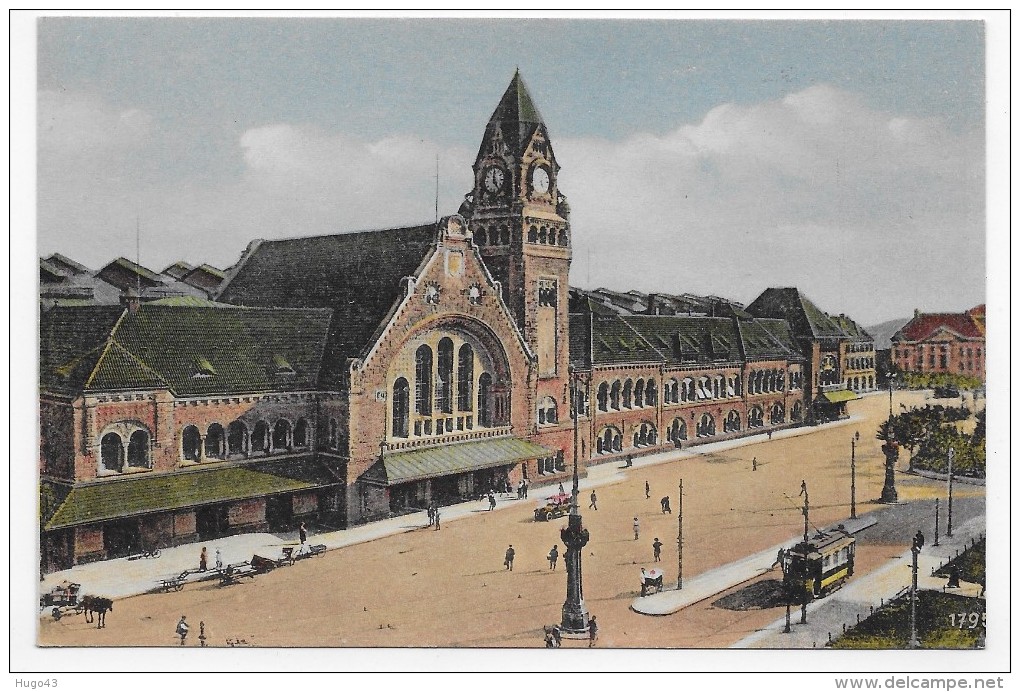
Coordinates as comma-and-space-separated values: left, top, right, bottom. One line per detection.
218, 561, 258, 586
639, 568, 664, 597
40, 582, 83, 619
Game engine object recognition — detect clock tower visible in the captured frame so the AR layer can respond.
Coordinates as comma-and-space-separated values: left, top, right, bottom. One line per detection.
462, 71, 572, 403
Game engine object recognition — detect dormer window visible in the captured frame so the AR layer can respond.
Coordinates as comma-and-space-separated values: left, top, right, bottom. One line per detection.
272, 354, 296, 376
193, 356, 216, 378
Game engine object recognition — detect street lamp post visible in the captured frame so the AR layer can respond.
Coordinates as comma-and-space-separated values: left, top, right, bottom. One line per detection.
850, 431, 860, 520
933, 498, 940, 547
946, 447, 955, 538
880, 373, 899, 504
560, 366, 591, 636
909, 536, 921, 649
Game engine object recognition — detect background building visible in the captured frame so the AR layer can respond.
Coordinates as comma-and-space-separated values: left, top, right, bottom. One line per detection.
890, 305, 985, 380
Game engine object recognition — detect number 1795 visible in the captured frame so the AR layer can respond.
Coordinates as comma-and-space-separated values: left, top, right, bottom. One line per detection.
949, 612, 985, 629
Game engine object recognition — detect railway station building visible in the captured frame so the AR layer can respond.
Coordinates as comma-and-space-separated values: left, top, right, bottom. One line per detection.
39, 72, 870, 571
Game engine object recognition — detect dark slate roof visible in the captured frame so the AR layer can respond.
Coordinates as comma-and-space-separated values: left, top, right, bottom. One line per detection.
830, 314, 873, 341
181, 264, 226, 293
745, 287, 846, 340
40, 305, 128, 391
736, 317, 802, 362
96, 257, 165, 291
893, 313, 983, 342
568, 312, 593, 369
40, 259, 72, 283
477, 71, 547, 161
622, 316, 743, 366
586, 314, 665, 366
46, 253, 91, 275
40, 303, 333, 396
161, 261, 194, 280
216, 224, 438, 385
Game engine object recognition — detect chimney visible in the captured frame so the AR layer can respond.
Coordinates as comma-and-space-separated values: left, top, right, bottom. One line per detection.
914, 308, 920, 318
122, 287, 141, 313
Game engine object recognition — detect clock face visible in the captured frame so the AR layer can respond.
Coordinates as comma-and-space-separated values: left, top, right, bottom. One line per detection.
532, 166, 551, 194
483, 167, 505, 193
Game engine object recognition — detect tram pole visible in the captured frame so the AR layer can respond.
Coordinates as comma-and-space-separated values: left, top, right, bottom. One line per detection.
909, 536, 920, 649
933, 498, 940, 547
850, 431, 859, 519
677, 479, 683, 590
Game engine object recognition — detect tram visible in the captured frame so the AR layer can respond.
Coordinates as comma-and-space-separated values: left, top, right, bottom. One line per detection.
782, 526, 856, 599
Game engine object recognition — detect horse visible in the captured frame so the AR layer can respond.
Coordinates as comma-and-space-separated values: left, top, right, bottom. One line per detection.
81, 595, 113, 628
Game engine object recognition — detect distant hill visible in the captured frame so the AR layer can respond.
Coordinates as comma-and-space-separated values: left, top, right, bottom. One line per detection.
866, 318, 911, 350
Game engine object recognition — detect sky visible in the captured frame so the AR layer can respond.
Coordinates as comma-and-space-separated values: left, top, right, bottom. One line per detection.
30, 15, 993, 326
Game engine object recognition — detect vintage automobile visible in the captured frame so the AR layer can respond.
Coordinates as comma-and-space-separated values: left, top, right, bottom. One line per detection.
534, 493, 573, 522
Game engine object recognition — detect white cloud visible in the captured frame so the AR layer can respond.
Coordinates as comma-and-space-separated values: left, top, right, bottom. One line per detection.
36, 84, 983, 324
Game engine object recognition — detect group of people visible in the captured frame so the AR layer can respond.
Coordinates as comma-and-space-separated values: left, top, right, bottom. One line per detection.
175, 616, 206, 646
426, 502, 441, 530
198, 546, 223, 572
542, 616, 599, 647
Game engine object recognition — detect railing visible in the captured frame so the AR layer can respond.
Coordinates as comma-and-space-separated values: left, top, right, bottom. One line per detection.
384, 425, 512, 452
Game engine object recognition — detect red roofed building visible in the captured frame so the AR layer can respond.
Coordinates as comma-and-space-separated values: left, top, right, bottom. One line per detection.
890, 306, 985, 380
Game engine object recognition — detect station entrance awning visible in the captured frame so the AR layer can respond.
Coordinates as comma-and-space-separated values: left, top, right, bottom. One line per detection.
380, 437, 553, 486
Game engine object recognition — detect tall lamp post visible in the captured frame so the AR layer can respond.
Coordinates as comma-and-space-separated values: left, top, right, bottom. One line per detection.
560, 366, 591, 636
946, 447, 955, 537
850, 431, 860, 519
880, 373, 899, 503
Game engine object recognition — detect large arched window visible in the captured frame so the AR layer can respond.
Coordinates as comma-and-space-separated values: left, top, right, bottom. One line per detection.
457, 344, 474, 411
228, 421, 248, 456
697, 413, 716, 437
610, 381, 622, 410
597, 382, 609, 412
415, 345, 433, 415
205, 423, 225, 459
666, 378, 679, 404
127, 430, 150, 468
770, 403, 785, 425
251, 421, 269, 453
667, 418, 687, 443
478, 373, 493, 427
436, 338, 454, 414
294, 418, 309, 447
101, 432, 125, 471
634, 379, 645, 407
182, 425, 201, 461
272, 420, 292, 450
645, 378, 657, 406
791, 401, 804, 422
634, 422, 657, 447
748, 406, 764, 428
724, 410, 741, 433
538, 396, 558, 426
713, 376, 723, 399
681, 378, 694, 402
597, 426, 623, 454
622, 380, 633, 409
392, 377, 410, 438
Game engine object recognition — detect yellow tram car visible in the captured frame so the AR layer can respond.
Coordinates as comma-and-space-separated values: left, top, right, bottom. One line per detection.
782, 527, 856, 599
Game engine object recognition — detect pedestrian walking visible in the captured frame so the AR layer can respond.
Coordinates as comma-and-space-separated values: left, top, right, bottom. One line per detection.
645, 481, 650, 499
176, 615, 189, 646
545, 629, 556, 647
588, 616, 599, 647
633, 517, 640, 541
199, 546, 208, 572
427, 504, 435, 526
299, 522, 307, 544
488, 492, 496, 511
589, 489, 598, 510
523, 478, 529, 498
548, 545, 559, 570
434, 508, 441, 530
913, 530, 925, 551
215, 548, 223, 570
504, 544, 516, 571
558, 482, 565, 495
518, 480, 525, 499
767, 430, 773, 441
652, 537, 663, 562
551, 625, 562, 647
626, 454, 633, 467
947, 565, 961, 589
771, 548, 786, 570
752, 457, 758, 471
660, 496, 671, 514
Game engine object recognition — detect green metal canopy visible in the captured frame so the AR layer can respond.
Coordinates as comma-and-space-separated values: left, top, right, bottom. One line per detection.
381, 437, 553, 486
821, 389, 858, 404
43, 458, 339, 531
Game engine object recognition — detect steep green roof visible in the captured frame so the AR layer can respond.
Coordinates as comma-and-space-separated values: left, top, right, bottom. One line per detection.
217, 225, 438, 386
746, 287, 846, 340
477, 71, 549, 161
40, 303, 333, 396
589, 314, 665, 365
43, 459, 338, 531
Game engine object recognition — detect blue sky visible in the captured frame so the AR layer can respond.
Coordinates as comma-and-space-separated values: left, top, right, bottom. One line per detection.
32, 15, 993, 325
